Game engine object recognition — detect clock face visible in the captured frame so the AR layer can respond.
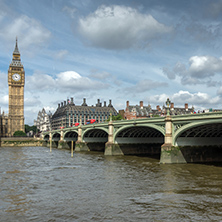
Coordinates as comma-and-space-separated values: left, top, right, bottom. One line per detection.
12, 73, 21, 81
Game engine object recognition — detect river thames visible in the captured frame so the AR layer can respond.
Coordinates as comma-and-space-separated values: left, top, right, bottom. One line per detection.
0, 146, 222, 221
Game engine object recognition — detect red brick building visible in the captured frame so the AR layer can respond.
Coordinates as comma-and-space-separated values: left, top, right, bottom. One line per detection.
124, 100, 194, 120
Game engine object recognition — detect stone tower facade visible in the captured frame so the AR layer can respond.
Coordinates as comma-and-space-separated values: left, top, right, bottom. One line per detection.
8, 38, 25, 136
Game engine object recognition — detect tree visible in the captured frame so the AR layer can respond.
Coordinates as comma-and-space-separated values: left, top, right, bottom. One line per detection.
107, 114, 124, 121
13, 131, 27, 137
25, 125, 38, 133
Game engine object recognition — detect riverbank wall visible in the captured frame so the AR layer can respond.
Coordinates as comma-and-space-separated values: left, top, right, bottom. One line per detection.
0, 137, 47, 147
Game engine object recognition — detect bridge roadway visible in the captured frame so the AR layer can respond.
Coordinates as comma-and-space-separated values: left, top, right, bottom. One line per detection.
43, 111, 222, 164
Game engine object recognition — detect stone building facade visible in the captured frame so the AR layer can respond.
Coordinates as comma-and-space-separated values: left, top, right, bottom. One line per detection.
0, 39, 25, 137
8, 38, 25, 136
124, 100, 194, 120
51, 98, 118, 130
34, 108, 52, 132
0, 110, 8, 137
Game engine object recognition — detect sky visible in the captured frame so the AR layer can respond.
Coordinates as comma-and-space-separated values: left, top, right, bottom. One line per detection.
0, 0, 222, 125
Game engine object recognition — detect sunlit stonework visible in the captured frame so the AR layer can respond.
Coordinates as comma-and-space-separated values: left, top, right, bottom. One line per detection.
7, 38, 25, 136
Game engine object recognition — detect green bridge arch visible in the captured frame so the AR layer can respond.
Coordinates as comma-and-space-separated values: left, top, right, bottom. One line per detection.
64, 130, 78, 138
113, 123, 165, 141
173, 119, 222, 145
82, 127, 109, 138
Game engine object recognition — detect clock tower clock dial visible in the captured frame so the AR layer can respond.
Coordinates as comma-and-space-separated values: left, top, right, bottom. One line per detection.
8, 38, 25, 136
12, 73, 21, 81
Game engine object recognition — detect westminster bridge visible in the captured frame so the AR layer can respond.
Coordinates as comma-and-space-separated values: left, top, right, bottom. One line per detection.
43, 111, 222, 164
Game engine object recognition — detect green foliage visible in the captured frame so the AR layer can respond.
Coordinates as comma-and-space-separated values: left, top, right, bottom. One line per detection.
13, 130, 27, 137
107, 114, 124, 121
25, 125, 38, 133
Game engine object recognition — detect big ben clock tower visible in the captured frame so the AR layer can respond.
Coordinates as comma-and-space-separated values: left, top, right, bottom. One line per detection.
8, 38, 25, 136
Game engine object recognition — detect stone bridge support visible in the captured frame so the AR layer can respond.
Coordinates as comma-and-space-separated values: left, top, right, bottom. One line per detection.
46, 132, 52, 148
58, 129, 64, 149
47, 132, 57, 148
75, 125, 89, 152
56, 129, 70, 149
160, 115, 186, 164
104, 120, 123, 155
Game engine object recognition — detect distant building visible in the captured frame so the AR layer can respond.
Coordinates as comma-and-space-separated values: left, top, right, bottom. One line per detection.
51, 98, 118, 130
0, 109, 8, 137
166, 102, 194, 116
124, 100, 194, 120
34, 108, 52, 132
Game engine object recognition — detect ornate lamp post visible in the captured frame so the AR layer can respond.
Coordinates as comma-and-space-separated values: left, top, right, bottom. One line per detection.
166, 98, 171, 116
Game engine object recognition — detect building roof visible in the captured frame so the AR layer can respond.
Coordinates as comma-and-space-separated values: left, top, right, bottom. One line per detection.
52, 98, 117, 119
10, 38, 23, 67
13, 37, 20, 55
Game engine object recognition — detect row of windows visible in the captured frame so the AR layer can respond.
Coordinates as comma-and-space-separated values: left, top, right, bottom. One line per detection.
66, 111, 116, 115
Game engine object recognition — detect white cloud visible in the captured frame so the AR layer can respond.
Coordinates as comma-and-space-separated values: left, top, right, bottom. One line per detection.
163, 55, 222, 85
24, 97, 42, 107
56, 71, 109, 91
189, 56, 222, 78
43, 106, 55, 113
0, 95, 8, 105
0, 71, 7, 90
148, 90, 221, 109
26, 71, 109, 93
78, 5, 172, 49
0, 15, 51, 49
26, 73, 56, 91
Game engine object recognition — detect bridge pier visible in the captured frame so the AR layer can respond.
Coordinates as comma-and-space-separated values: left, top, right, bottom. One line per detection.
75, 142, 89, 151
160, 145, 186, 164
105, 143, 123, 155
75, 125, 89, 151
160, 115, 186, 163
104, 120, 123, 155
57, 129, 64, 149
58, 141, 70, 149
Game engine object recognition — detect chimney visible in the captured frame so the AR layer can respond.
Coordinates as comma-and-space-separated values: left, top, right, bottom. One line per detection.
108, 99, 113, 107
170, 103, 174, 109
104, 101, 106, 107
61, 102, 63, 106
140, 101, 143, 108
126, 101, 129, 107
97, 99, 101, 107
156, 105, 160, 110
64, 101, 66, 106
185, 103, 188, 110
58, 103, 60, 108
71, 97, 74, 104
67, 99, 69, 104
82, 98, 87, 106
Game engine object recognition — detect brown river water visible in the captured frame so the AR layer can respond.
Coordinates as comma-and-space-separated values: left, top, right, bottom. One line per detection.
0, 146, 222, 221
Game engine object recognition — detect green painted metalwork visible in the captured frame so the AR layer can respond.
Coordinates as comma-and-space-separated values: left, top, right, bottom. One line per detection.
113, 123, 165, 141
43, 111, 222, 145
173, 119, 222, 145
